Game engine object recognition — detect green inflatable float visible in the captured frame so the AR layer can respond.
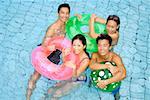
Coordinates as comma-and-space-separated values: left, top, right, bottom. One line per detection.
66, 14, 107, 53
90, 61, 121, 92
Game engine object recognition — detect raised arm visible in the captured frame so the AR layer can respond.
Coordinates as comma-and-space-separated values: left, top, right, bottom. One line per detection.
95, 16, 106, 24
89, 14, 100, 39
75, 14, 82, 20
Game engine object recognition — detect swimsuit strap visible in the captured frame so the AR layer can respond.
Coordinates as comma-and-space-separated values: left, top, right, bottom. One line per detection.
54, 29, 65, 36
79, 57, 89, 65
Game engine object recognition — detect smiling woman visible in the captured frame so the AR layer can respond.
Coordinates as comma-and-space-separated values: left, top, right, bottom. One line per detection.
91, 14, 120, 46
47, 34, 90, 99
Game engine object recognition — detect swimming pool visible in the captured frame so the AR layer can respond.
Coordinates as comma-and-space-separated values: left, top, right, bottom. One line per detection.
0, 0, 150, 100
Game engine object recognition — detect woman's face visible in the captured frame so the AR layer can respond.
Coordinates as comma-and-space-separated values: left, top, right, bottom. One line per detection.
98, 39, 110, 56
106, 20, 118, 34
73, 39, 85, 54
58, 7, 70, 22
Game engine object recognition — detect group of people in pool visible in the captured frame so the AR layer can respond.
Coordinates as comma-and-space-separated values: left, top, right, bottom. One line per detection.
26, 3, 126, 100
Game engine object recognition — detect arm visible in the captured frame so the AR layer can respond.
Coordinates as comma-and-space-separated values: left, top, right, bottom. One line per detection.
75, 58, 90, 77
41, 25, 57, 51
97, 54, 126, 88
62, 48, 71, 63
64, 57, 89, 77
89, 14, 100, 39
89, 53, 109, 70
100, 54, 126, 86
108, 55, 126, 82
95, 16, 106, 24
75, 14, 82, 20
41, 25, 54, 47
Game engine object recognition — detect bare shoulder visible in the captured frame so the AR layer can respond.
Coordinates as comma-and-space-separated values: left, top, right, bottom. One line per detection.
115, 31, 119, 37
82, 56, 90, 64
47, 23, 57, 31
110, 52, 124, 67
91, 52, 99, 61
82, 53, 90, 63
92, 52, 99, 57
111, 52, 122, 61
109, 31, 119, 38
45, 23, 58, 37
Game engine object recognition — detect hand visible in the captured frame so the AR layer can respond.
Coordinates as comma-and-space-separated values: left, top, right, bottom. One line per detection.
97, 79, 108, 89
47, 45, 56, 51
75, 14, 82, 20
62, 48, 71, 57
91, 14, 97, 20
64, 61, 76, 69
108, 65, 119, 76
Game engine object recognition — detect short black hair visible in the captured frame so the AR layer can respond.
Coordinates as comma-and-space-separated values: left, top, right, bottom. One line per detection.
58, 3, 70, 13
96, 34, 112, 46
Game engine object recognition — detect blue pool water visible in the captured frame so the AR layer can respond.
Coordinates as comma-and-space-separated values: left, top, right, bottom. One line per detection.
0, 0, 150, 100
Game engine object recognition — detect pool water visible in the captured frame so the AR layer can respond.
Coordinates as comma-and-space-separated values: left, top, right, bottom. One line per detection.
0, 0, 150, 100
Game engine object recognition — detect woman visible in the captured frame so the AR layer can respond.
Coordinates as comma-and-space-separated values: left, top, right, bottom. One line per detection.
26, 3, 70, 100
47, 34, 90, 99
89, 14, 120, 46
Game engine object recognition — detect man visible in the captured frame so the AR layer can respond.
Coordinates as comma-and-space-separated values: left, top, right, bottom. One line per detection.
26, 3, 70, 100
89, 34, 126, 100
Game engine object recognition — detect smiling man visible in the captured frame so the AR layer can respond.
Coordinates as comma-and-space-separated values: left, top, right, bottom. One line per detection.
89, 34, 126, 100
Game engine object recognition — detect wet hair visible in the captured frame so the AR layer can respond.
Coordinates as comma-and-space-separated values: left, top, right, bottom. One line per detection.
58, 3, 70, 13
106, 15, 120, 31
72, 34, 90, 58
96, 34, 112, 46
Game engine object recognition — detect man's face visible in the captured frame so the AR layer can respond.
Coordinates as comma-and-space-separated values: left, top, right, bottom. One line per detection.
58, 7, 70, 22
98, 39, 110, 56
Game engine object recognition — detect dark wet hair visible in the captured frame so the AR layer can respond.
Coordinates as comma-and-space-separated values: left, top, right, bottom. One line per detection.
72, 34, 90, 58
58, 3, 70, 13
106, 15, 120, 31
96, 34, 112, 46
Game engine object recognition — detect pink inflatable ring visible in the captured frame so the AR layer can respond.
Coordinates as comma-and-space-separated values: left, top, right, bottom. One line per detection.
31, 36, 76, 80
